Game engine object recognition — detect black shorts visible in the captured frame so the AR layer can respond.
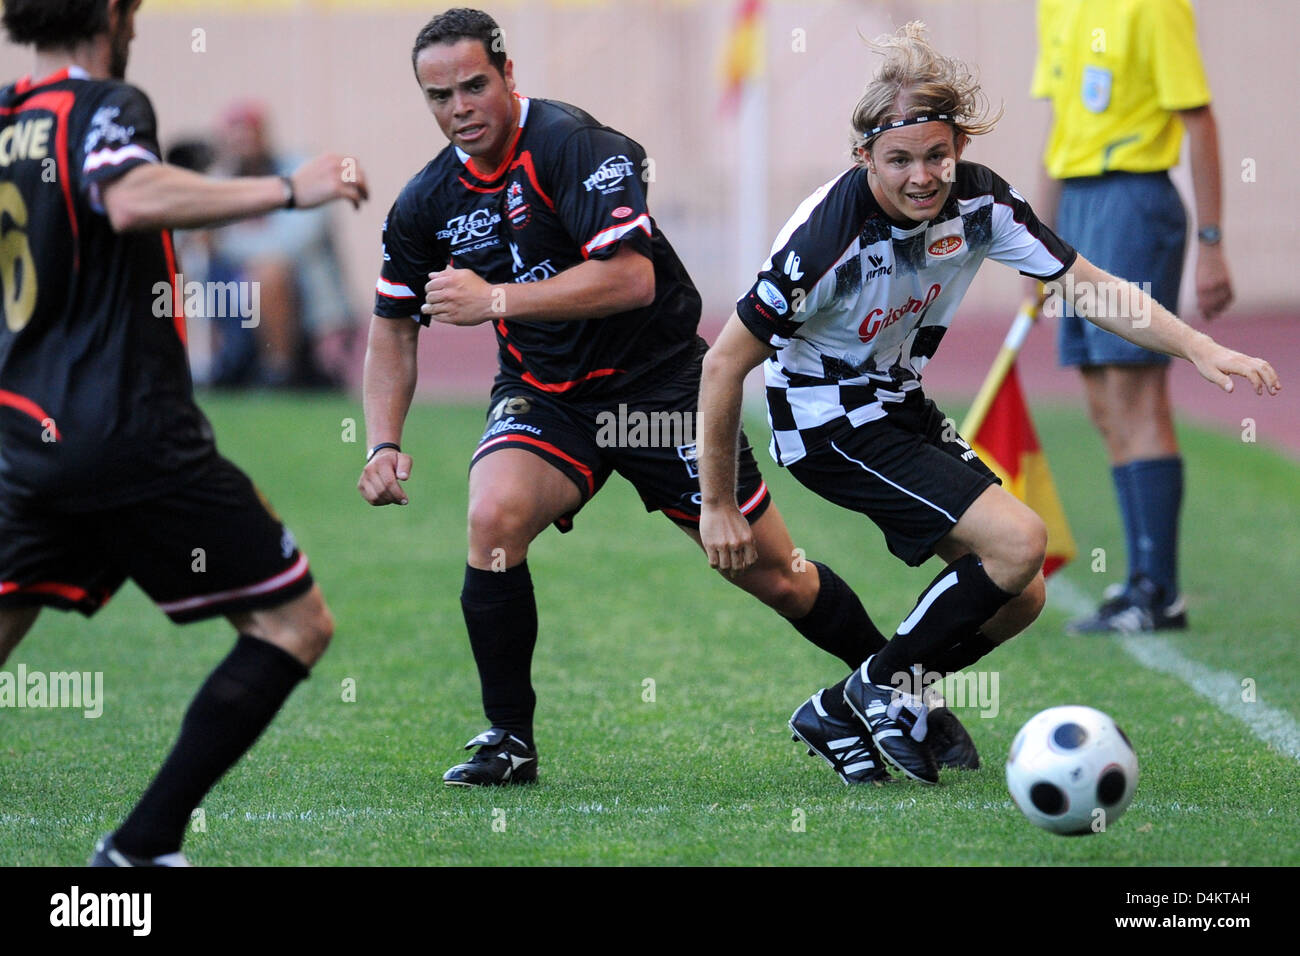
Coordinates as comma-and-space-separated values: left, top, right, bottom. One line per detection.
471, 345, 771, 532
786, 391, 999, 567
0, 456, 314, 624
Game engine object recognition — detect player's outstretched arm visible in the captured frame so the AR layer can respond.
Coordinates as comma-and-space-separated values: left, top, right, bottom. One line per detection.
100, 152, 369, 233
422, 244, 655, 327
698, 313, 775, 574
358, 315, 419, 507
1054, 255, 1280, 396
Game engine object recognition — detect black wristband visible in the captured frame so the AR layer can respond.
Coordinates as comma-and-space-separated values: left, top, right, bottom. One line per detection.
366, 442, 401, 463
280, 175, 296, 210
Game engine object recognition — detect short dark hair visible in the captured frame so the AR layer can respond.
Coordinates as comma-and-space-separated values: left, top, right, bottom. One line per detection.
411, 8, 507, 77
2, 0, 111, 48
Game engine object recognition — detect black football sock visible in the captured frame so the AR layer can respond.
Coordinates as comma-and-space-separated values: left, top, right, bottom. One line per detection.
925, 631, 999, 678
461, 562, 538, 748
789, 562, 886, 721
113, 634, 309, 858
788, 561, 888, 668
868, 554, 1016, 691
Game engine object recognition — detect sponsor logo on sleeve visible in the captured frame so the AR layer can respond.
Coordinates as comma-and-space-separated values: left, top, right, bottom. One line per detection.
84, 106, 136, 154
612, 206, 634, 219
583, 154, 636, 194
756, 280, 789, 316
782, 250, 805, 281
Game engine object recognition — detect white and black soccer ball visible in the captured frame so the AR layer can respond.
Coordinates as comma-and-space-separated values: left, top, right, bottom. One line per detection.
1005, 705, 1139, 836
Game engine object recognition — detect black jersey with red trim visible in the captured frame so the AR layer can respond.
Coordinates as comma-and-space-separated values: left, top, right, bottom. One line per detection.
375, 96, 702, 400
0, 67, 214, 510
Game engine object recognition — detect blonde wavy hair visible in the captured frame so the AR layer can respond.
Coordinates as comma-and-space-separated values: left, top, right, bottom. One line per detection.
851, 21, 1002, 162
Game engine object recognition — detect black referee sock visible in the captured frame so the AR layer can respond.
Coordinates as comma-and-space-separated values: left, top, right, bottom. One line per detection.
868, 554, 1015, 690
925, 631, 999, 678
113, 634, 309, 859
461, 562, 538, 749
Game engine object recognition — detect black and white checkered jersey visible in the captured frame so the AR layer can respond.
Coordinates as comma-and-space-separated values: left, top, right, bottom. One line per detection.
736, 161, 1076, 465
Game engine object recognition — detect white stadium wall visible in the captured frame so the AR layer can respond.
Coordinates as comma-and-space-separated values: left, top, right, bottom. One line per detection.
1, 0, 1295, 330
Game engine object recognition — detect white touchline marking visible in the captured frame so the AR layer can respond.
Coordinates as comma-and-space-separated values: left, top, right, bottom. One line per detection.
1048, 576, 1300, 762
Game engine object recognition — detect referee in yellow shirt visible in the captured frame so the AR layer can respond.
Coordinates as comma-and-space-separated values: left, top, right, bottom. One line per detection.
1031, 0, 1233, 633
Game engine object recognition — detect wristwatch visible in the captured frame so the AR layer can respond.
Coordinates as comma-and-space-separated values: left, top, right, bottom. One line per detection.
1197, 224, 1222, 246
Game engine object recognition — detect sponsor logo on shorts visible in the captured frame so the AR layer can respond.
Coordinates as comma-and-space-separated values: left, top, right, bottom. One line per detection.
927, 235, 963, 258
756, 280, 789, 316
583, 155, 636, 194
281, 527, 297, 560
493, 396, 534, 419
483, 416, 543, 439
676, 441, 699, 479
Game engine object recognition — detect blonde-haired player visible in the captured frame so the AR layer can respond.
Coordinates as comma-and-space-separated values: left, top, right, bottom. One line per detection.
697, 22, 1278, 783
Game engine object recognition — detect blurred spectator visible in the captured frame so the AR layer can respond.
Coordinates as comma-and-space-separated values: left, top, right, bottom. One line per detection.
206, 99, 355, 388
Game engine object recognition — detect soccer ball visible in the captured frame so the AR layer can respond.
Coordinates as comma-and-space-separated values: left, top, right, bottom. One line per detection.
1005, 705, 1139, 835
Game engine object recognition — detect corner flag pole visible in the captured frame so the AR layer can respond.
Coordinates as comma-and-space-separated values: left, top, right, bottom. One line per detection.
960, 287, 1045, 437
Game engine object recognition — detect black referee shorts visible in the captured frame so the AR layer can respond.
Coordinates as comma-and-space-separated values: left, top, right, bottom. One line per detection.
786, 391, 1000, 567
0, 455, 313, 623
470, 345, 771, 533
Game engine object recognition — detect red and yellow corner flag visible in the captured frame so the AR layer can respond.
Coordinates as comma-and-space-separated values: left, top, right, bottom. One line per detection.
719, 0, 765, 115
960, 298, 1077, 577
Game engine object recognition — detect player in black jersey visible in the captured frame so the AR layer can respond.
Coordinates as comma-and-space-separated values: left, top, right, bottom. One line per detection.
698, 22, 1279, 784
0, 0, 369, 864
358, 8, 981, 788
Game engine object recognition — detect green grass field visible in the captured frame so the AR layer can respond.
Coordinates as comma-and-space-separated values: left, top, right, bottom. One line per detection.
3, 393, 1297, 866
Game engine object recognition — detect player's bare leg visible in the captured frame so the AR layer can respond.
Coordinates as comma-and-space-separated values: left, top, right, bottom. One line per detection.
102, 586, 334, 864
445, 449, 583, 786
1082, 365, 1178, 464
680, 503, 814, 617
466, 448, 581, 570
228, 583, 334, 667
1077, 364, 1185, 628
681, 501, 964, 779
679, 502, 891, 667
0, 607, 40, 666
